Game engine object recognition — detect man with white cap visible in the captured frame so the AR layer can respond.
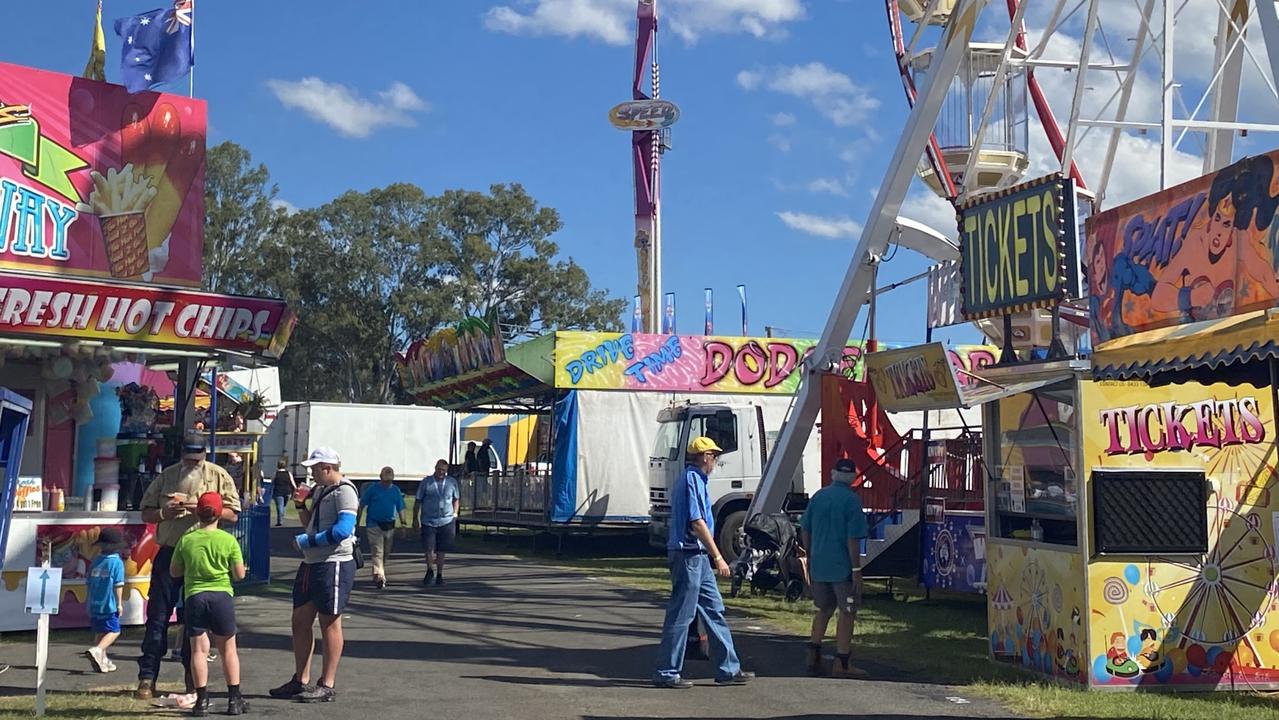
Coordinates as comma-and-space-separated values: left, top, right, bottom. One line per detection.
135, 432, 240, 702
270, 447, 359, 703
653, 436, 754, 689
801, 457, 869, 678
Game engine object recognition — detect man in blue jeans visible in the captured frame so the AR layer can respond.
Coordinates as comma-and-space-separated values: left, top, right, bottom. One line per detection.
653, 436, 755, 689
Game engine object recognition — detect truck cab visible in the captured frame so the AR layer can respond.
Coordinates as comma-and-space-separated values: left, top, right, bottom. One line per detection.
649, 401, 806, 562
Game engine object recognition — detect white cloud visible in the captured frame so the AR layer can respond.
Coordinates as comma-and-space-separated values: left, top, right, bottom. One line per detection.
768, 134, 792, 153
899, 188, 957, 239
483, 0, 804, 45
737, 62, 878, 126
271, 199, 299, 216
266, 78, 429, 138
806, 177, 849, 196
776, 211, 862, 239
770, 111, 796, 127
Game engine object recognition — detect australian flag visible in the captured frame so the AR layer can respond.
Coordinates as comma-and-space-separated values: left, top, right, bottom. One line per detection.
114, 1, 194, 93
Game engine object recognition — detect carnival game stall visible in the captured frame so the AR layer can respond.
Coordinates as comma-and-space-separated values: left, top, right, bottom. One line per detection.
0, 62, 294, 630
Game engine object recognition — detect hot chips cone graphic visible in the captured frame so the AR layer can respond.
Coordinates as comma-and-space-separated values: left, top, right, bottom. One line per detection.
100, 212, 148, 278
88, 164, 157, 279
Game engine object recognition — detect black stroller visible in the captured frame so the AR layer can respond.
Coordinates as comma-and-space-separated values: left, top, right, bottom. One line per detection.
730, 512, 806, 602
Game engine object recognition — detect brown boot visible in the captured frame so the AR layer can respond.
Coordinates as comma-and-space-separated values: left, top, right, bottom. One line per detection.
134, 679, 156, 700
805, 643, 825, 675
832, 653, 867, 679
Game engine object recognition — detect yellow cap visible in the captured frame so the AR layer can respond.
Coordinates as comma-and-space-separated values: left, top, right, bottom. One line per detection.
687, 436, 724, 455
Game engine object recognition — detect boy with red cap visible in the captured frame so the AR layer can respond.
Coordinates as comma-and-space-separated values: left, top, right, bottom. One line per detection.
170, 492, 248, 716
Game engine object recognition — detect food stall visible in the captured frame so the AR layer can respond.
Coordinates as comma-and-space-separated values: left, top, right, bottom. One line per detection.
0, 62, 294, 630
870, 157, 1279, 690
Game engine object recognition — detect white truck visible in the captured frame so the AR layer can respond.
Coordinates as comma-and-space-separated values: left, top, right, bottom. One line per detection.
260, 402, 453, 485
647, 398, 822, 560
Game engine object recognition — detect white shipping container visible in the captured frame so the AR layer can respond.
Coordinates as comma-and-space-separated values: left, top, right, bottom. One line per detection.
260, 402, 452, 483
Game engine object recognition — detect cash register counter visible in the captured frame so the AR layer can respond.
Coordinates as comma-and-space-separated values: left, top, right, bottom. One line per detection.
2, 511, 156, 632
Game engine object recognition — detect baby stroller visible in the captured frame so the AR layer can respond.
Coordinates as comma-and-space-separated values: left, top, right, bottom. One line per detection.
730, 512, 807, 602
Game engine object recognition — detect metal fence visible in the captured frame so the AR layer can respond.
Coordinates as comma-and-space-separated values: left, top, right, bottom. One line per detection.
229, 502, 271, 584
459, 469, 550, 525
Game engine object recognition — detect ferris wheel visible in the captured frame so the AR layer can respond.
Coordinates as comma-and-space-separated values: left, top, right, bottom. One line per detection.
887, 0, 1279, 208
751, 0, 1279, 517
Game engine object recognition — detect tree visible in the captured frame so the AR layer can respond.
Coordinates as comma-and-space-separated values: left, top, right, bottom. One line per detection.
432, 183, 626, 340
255, 184, 447, 403
202, 142, 281, 294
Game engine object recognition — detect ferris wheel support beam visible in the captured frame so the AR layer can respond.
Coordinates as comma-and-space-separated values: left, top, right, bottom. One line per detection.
1161, 0, 1175, 187
1061, 0, 1100, 178
959, 0, 1032, 200
1097, 0, 1156, 206
747, 0, 990, 520
1203, 0, 1249, 173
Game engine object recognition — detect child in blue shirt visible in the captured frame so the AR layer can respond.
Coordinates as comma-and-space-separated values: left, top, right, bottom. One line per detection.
85, 527, 128, 673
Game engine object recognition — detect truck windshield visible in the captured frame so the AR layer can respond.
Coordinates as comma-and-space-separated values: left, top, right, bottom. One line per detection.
652, 420, 682, 461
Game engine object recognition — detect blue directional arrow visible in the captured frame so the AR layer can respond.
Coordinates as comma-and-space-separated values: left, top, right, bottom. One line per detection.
38, 570, 49, 608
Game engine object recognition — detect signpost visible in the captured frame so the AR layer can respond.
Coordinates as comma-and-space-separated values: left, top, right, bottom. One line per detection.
26, 559, 60, 717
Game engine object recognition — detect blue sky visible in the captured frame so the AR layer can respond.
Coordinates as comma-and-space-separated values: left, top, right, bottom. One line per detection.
8, 2, 1274, 348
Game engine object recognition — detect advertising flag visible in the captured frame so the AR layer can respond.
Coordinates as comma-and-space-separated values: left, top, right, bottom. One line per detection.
631, 295, 642, 333
84, 1, 107, 81
704, 288, 713, 335
662, 293, 675, 334
737, 284, 748, 336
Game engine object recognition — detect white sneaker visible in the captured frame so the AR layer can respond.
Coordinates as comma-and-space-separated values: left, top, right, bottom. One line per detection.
104, 658, 118, 672
86, 646, 107, 673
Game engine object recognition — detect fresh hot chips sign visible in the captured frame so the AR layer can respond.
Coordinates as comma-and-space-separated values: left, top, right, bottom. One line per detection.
0, 272, 294, 358
0, 62, 205, 286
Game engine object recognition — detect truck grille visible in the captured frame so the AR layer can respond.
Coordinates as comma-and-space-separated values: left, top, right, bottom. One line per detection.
649, 487, 670, 517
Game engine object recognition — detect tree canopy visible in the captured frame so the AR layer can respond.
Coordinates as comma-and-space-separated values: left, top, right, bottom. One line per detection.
203, 142, 625, 403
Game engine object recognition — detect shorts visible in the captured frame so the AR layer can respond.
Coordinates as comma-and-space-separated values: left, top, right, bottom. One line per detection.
421, 521, 456, 554
185, 591, 238, 638
90, 613, 121, 634
292, 559, 355, 616
812, 579, 858, 614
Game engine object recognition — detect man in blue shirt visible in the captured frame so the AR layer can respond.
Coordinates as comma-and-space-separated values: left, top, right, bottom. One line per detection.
358, 466, 407, 589
800, 458, 869, 678
653, 436, 754, 689
413, 459, 460, 586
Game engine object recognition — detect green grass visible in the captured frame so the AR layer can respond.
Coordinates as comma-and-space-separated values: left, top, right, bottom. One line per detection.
513, 542, 1279, 720
0, 681, 187, 720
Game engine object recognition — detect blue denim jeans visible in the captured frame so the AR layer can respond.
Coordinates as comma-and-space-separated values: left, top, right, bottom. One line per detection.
273, 495, 288, 524
654, 551, 741, 681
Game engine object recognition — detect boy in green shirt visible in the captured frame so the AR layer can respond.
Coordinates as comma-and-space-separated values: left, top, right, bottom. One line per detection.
171, 492, 247, 716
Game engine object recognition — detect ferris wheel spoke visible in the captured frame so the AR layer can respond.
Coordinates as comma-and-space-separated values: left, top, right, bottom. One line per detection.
1219, 555, 1271, 573
1155, 558, 1203, 574
1221, 574, 1271, 593
1216, 585, 1253, 636
1179, 584, 1214, 638
1212, 587, 1248, 642
1213, 532, 1249, 566
1157, 574, 1204, 592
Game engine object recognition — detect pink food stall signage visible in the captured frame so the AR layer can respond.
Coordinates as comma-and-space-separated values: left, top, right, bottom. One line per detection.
0, 272, 294, 358
0, 61, 206, 286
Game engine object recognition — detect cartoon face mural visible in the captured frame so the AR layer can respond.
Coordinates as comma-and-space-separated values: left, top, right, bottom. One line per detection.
1083, 380, 1279, 689
1086, 150, 1279, 343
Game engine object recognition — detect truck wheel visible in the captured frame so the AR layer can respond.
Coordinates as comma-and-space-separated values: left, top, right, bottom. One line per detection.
717, 510, 747, 565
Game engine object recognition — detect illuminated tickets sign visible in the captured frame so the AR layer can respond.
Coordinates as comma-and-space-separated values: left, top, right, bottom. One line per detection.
958, 173, 1082, 319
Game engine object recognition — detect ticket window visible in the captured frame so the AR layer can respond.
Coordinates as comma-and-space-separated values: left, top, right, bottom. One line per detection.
986, 379, 1079, 546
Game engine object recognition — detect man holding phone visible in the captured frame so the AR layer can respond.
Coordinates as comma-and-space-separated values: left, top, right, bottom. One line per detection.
135, 432, 241, 701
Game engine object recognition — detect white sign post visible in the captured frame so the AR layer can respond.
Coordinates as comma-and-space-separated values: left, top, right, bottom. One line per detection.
25, 561, 60, 718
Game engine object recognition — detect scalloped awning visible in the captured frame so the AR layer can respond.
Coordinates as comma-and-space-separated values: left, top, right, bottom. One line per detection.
1092, 309, 1279, 380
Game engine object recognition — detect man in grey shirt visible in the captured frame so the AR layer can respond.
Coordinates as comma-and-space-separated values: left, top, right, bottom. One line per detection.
270, 447, 358, 704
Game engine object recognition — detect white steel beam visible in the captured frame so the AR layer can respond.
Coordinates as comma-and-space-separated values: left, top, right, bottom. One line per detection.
1203, 0, 1249, 172
1012, 58, 1129, 70
1253, 0, 1279, 110
746, 0, 990, 519
1061, 0, 1101, 176
1162, 0, 1175, 188
959, 0, 1031, 201
1097, 0, 1157, 206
